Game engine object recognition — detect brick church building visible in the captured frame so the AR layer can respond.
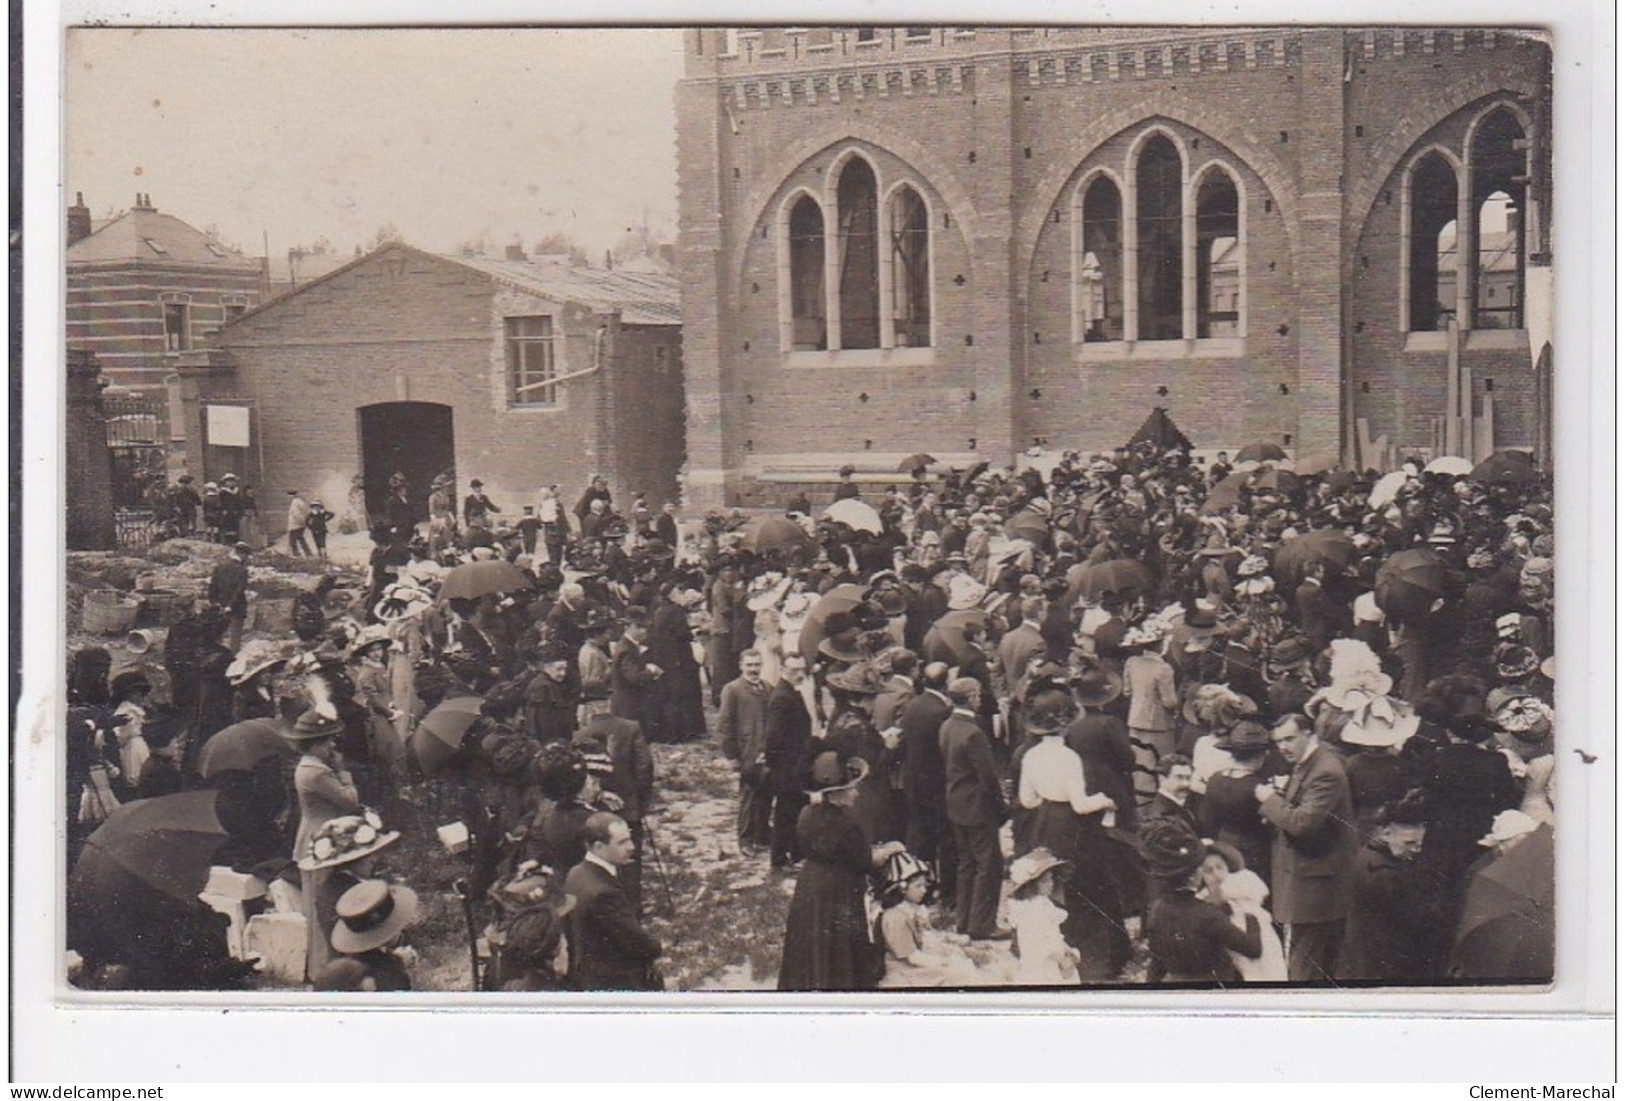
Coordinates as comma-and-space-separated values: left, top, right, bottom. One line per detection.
674, 26, 1553, 509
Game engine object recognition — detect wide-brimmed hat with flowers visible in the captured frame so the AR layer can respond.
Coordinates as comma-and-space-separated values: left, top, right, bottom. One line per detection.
824, 662, 887, 696
298, 809, 401, 871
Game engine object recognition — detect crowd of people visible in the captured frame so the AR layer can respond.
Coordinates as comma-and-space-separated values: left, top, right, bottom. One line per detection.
66, 437, 1557, 991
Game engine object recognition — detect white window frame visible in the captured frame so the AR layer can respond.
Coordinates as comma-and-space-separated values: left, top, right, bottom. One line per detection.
158, 293, 192, 353
1070, 126, 1250, 357
506, 315, 559, 407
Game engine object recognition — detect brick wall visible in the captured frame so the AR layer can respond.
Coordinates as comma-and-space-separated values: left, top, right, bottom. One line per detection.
679, 27, 1552, 503
210, 248, 679, 522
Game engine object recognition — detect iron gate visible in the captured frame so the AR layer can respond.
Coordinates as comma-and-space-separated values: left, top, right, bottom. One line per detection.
104, 392, 169, 550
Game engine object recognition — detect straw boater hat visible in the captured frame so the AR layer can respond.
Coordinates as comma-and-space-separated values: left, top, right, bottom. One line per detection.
1008, 847, 1071, 893
330, 879, 419, 954
805, 749, 870, 798
299, 809, 402, 871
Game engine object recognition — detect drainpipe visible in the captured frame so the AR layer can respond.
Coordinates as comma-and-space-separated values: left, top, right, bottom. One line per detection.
509, 325, 609, 398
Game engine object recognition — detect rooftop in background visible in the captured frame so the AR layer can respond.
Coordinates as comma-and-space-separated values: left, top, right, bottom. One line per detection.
67, 194, 262, 271
224, 241, 682, 329
452, 253, 681, 325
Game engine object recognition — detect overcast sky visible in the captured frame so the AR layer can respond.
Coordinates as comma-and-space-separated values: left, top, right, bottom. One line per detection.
64, 27, 686, 260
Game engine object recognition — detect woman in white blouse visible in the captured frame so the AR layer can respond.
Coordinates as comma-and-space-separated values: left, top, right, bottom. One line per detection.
1011, 680, 1131, 980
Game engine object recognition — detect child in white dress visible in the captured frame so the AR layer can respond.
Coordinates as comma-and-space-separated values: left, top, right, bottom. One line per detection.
1006, 848, 1081, 985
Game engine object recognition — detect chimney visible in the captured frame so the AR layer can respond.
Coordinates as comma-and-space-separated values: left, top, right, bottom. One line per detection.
67, 191, 92, 246
605, 250, 614, 271
504, 244, 527, 262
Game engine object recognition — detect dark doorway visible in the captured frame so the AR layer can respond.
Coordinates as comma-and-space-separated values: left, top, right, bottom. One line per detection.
357, 402, 455, 525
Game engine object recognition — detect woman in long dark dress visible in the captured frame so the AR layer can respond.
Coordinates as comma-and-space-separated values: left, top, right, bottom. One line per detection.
1197, 720, 1283, 883
647, 577, 707, 743
777, 751, 904, 991
821, 664, 903, 846
1012, 682, 1127, 980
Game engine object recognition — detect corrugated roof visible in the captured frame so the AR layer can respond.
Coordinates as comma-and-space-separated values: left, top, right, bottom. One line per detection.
451, 254, 681, 325
67, 207, 262, 270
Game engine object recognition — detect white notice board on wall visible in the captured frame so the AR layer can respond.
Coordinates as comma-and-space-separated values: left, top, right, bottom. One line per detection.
206, 403, 251, 448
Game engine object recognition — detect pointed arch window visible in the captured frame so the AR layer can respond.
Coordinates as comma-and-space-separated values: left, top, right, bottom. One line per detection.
1078, 176, 1123, 342
1407, 152, 1459, 332
1469, 110, 1527, 330
787, 195, 827, 350
1195, 172, 1240, 338
1135, 134, 1185, 341
887, 185, 931, 347
836, 158, 881, 350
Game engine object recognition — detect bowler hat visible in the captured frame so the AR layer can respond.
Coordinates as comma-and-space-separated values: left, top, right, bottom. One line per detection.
1217, 719, 1271, 752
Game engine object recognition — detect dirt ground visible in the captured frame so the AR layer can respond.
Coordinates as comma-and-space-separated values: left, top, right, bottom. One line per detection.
67, 537, 1151, 992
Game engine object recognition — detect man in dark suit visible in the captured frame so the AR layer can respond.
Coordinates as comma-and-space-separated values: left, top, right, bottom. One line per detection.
940, 677, 1009, 941
206, 541, 252, 652
897, 661, 955, 898
575, 709, 655, 911
610, 609, 666, 743
563, 812, 663, 990
1256, 714, 1358, 981
1294, 562, 1352, 655
1142, 753, 1201, 833
762, 653, 814, 869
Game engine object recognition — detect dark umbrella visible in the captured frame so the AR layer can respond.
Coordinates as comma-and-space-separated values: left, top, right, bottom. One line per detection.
961, 460, 992, 485
439, 560, 534, 601
197, 719, 294, 780
1452, 824, 1554, 981
896, 453, 938, 473
1199, 471, 1253, 515
1235, 442, 1289, 464
737, 515, 816, 555
410, 696, 486, 776
1374, 546, 1450, 625
923, 608, 992, 664
1249, 467, 1303, 494
1272, 529, 1358, 591
74, 790, 228, 903
797, 584, 869, 662
1469, 449, 1540, 485
1292, 452, 1340, 476
1006, 507, 1051, 547
1070, 558, 1154, 603
1323, 469, 1360, 493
